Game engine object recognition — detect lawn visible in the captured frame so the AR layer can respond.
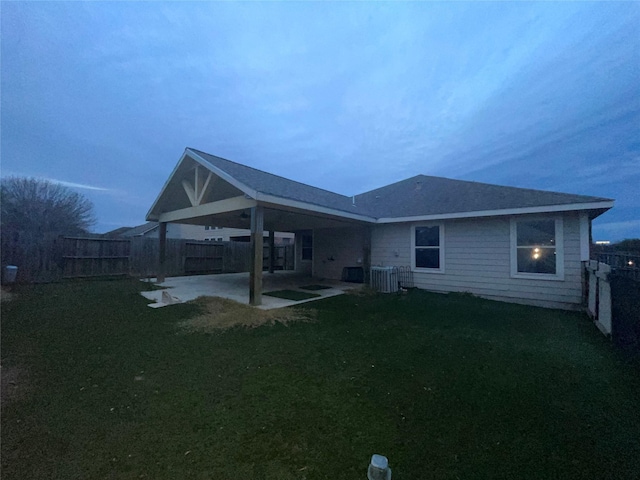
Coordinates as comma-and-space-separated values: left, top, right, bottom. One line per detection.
2, 279, 639, 479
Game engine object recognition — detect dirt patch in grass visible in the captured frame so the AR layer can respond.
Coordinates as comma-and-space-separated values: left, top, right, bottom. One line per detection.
345, 285, 378, 297
263, 289, 321, 301
177, 296, 317, 332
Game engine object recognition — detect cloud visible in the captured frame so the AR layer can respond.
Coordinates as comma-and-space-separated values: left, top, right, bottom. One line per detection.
38, 176, 111, 192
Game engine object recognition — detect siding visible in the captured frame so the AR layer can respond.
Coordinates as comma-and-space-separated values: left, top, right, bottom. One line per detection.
371, 213, 584, 310
314, 227, 367, 280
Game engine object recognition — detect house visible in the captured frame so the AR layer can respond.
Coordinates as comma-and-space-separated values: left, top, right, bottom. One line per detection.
147, 148, 613, 308
115, 221, 294, 244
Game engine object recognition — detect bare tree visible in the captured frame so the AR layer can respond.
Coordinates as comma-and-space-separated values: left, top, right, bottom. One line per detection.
1, 176, 95, 235
1, 177, 96, 281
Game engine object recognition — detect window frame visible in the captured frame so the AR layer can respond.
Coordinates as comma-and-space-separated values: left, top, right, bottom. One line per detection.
510, 217, 564, 281
411, 223, 445, 273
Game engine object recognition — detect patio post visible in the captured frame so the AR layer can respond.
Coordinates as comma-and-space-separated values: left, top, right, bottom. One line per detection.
249, 206, 264, 305
268, 231, 275, 274
157, 222, 167, 283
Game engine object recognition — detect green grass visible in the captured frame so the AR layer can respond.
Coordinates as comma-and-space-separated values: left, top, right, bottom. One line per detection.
263, 289, 321, 301
2, 279, 639, 479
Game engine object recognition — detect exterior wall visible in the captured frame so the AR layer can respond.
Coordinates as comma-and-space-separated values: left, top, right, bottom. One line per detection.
371, 212, 584, 310
313, 227, 367, 280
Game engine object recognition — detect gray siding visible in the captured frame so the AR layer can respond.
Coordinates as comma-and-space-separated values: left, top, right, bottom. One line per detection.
371, 213, 584, 310
314, 227, 367, 280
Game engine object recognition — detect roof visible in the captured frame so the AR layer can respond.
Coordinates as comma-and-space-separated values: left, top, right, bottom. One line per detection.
148, 148, 613, 223
121, 222, 159, 237
190, 149, 359, 215
102, 226, 133, 237
354, 175, 612, 219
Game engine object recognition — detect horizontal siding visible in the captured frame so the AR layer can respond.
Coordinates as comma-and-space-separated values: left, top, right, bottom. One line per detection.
371, 213, 584, 309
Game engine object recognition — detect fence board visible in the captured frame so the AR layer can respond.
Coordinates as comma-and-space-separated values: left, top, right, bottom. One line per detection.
2, 234, 294, 283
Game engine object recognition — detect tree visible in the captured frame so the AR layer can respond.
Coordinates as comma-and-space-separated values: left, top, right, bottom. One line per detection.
613, 239, 640, 254
1, 176, 95, 236
1, 177, 96, 281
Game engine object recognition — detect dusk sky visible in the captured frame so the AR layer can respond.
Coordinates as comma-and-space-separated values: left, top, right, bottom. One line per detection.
2, 2, 638, 240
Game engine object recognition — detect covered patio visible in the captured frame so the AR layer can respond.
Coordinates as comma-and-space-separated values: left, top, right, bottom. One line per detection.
141, 270, 357, 310
146, 148, 373, 306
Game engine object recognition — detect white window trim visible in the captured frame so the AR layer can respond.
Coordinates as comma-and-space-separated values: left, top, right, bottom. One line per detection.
411, 223, 445, 274
510, 217, 564, 281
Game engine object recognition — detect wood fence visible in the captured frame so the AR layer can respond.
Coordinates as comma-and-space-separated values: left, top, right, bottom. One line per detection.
2, 235, 294, 283
586, 260, 612, 335
586, 259, 640, 356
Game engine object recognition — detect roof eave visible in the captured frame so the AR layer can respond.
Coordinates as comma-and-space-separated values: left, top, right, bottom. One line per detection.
375, 200, 615, 224
255, 192, 377, 224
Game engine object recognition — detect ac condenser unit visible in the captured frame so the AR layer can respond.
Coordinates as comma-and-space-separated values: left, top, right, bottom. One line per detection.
370, 266, 399, 293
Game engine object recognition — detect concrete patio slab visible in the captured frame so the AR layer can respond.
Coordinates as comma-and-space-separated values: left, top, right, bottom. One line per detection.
140, 271, 359, 310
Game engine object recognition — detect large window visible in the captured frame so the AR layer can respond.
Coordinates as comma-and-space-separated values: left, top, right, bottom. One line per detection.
411, 224, 444, 272
511, 218, 564, 279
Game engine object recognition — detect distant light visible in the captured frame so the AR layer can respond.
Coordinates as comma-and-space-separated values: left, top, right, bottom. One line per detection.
533, 253, 540, 260
628, 260, 634, 266
534, 247, 540, 253
595, 241, 611, 245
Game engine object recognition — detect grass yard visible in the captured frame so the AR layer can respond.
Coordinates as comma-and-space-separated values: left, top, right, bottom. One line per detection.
2, 279, 639, 479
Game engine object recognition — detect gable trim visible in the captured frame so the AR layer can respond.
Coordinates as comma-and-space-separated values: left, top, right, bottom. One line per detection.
187, 149, 258, 199
146, 150, 192, 220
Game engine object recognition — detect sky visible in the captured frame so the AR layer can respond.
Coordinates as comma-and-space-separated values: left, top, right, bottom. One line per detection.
1, 1, 638, 240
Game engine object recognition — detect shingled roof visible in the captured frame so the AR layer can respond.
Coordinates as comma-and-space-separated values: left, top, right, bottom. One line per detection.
354, 175, 612, 219
187, 148, 612, 220
190, 149, 361, 215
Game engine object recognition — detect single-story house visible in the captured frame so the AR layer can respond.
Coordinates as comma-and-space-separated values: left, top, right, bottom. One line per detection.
147, 148, 613, 309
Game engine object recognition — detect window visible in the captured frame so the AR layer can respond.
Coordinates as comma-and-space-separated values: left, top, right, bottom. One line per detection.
301, 234, 313, 261
205, 226, 220, 231
411, 224, 444, 272
511, 218, 564, 279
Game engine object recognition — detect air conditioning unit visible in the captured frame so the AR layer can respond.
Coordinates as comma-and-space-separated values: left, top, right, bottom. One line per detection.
370, 266, 399, 293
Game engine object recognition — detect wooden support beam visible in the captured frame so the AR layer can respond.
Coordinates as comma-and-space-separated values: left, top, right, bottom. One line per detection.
182, 166, 214, 207
158, 195, 257, 223
181, 179, 197, 206
196, 171, 213, 205
268, 231, 275, 274
158, 222, 167, 283
249, 206, 264, 306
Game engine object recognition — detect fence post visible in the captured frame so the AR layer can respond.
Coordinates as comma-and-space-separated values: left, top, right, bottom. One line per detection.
249, 206, 264, 306
587, 260, 598, 318
157, 222, 167, 283
597, 263, 612, 334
